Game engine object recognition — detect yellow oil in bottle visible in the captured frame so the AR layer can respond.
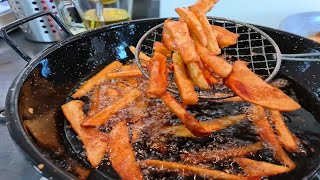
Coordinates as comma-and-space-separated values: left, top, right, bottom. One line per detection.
82, 8, 130, 29
90, 0, 118, 4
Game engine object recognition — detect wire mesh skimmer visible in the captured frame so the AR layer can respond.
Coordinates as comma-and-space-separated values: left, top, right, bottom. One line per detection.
134, 17, 319, 100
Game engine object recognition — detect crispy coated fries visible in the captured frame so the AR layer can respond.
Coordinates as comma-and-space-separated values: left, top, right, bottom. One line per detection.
181, 142, 263, 164
176, 8, 208, 47
250, 105, 296, 168
187, 62, 210, 89
172, 52, 198, 105
82, 89, 142, 126
162, 27, 176, 51
194, 39, 232, 78
160, 92, 210, 137
235, 158, 291, 177
129, 46, 151, 62
270, 110, 299, 152
105, 69, 143, 79
72, 61, 123, 98
188, 0, 219, 15
164, 19, 200, 64
161, 114, 246, 137
61, 100, 108, 168
107, 121, 143, 180
212, 25, 240, 48
153, 41, 172, 57
147, 52, 168, 96
140, 160, 244, 180
225, 61, 301, 111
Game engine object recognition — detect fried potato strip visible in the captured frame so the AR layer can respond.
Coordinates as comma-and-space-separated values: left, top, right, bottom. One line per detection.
61, 100, 108, 168
224, 61, 301, 112
181, 142, 263, 164
194, 39, 232, 78
250, 105, 296, 168
176, 8, 207, 47
235, 158, 291, 177
188, 0, 219, 15
172, 52, 198, 105
161, 114, 246, 137
140, 160, 244, 180
212, 25, 240, 48
153, 41, 172, 57
160, 92, 210, 137
270, 110, 299, 152
164, 19, 200, 64
72, 61, 123, 98
146, 52, 168, 96
88, 87, 100, 117
187, 62, 211, 90
82, 89, 142, 126
107, 121, 143, 180
129, 46, 151, 62
105, 69, 143, 79
162, 27, 176, 51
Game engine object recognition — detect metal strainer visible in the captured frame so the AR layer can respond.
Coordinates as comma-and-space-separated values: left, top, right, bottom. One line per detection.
134, 17, 282, 99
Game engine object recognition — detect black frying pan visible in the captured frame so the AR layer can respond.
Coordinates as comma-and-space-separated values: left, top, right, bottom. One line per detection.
2, 12, 320, 180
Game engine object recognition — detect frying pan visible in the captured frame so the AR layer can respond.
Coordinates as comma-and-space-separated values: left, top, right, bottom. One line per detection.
1, 12, 320, 180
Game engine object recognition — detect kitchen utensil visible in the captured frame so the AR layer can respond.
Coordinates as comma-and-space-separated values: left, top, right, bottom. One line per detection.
7, 0, 75, 42
135, 18, 320, 99
59, 0, 133, 29
1, 16, 320, 179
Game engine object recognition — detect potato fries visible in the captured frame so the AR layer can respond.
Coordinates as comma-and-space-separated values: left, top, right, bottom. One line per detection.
160, 92, 210, 137
107, 121, 143, 180
175, 8, 208, 47
161, 114, 246, 137
270, 110, 299, 152
72, 61, 123, 98
164, 19, 200, 64
186, 62, 210, 90
225, 61, 301, 111
61, 100, 108, 168
172, 52, 198, 105
82, 89, 142, 126
250, 105, 296, 168
188, 0, 219, 15
153, 41, 172, 57
105, 69, 143, 79
162, 27, 176, 51
181, 142, 263, 164
88, 87, 100, 117
129, 45, 151, 62
140, 160, 244, 180
212, 25, 240, 48
235, 158, 291, 177
147, 52, 168, 96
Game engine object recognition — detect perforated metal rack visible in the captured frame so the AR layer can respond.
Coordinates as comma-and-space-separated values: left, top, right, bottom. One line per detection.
135, 17, 282, 99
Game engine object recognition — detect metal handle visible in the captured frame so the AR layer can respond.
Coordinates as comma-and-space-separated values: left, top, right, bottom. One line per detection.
282, 53, 320, 62
0, 12, 73, 62
58, 1, 85, 28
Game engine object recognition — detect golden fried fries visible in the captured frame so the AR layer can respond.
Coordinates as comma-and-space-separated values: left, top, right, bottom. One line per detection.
129, 46, 151, 62
147, 52, 168, 96
181, 142, 263, 164
140, 160, 244, 180
160, 92, 210, 137
224, 61, 301, 112
153, 41, 172, 57
188, 0, 219, 15
82, 89, 142, 126
235, 158, 291, 177
105, 69, 143, 79
164, 19, 200, 64
196, 60, 219, 85
72, 61, 123, 98
61, 100, 108, 168
250, 105, 296, 169
194, 40, 232, 78
270, 110, 299, 152
107, 121, 143, 180
187, 62, 210, 89
172, 52, 198, 105
161, 114, 246, 137
176, 8, 207, 47
162, 27, 176, 51
212, 25, 240, 48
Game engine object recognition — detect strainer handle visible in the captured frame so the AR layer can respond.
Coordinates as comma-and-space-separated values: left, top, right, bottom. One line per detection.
0, 12, 73, 62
